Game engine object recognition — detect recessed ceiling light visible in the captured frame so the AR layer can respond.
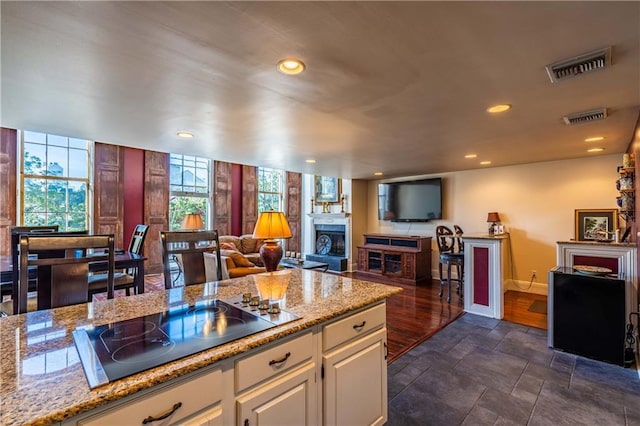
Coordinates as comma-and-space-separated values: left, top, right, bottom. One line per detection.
465, 154, 478, 159
177, 131, 193, 138
584, 136, 605, 142
587, 147, 605, 153
277, 58, 305, 75
480, 161, 492, 165
486, 104, 511, 113
374, 172, 384, 176
305, 159, 316, 163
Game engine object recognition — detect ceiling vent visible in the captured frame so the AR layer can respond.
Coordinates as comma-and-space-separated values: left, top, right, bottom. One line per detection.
563, 108, 608, 125
545, 47, 611, 83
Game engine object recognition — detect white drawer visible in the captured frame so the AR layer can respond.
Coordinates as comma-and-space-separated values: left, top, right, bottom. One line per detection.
323, 303, 386, 352
235, 331, 313, 393
78, 368, 222, 426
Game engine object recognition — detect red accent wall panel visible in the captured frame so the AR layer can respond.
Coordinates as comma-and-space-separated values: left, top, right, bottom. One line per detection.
572, 255, 619, 274
123, 147, 144, 246
473, 246, 490, 306
231, 164, 242, 236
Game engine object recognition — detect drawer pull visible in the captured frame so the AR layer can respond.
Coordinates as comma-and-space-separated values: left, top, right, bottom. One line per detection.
269, 351, 291, 366
142, 402, 182, 424
353, 321, 366, 330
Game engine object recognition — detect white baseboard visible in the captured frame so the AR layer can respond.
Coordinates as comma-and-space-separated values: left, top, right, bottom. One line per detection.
505, 279, 548, 295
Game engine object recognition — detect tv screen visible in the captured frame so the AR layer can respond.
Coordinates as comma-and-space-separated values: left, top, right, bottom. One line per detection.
378, 178, 442, 222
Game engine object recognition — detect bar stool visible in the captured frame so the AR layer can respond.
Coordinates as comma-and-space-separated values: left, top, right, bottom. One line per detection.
436, 225, 464, 303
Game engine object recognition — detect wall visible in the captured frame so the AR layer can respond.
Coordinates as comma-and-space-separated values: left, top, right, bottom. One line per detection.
366, 154, 621, 294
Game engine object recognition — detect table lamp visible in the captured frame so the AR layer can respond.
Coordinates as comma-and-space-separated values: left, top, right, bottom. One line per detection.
182, 213, 204, 230
487, 212, 501, 235
252, 210, 292, 271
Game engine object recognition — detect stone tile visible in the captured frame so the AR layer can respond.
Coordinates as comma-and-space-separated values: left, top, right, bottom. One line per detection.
406, 348, 460, 372
387, 364, 423, 400
625, 405, 640, 425
408, 366, 486, 414
456, 313, 501, 329
460, 404, 498, 426
476, 387, 535, 424
459, 329, 503, 351
495, 329, 554, 366
573, 356, 640, 396
522, 362, 572, 388
549, 350, 576, 374
511, 374, 543, 404
526, 327, 547, 337
388, 381, 470, 426
529, 380, 626, 425
454, 346, 527, 393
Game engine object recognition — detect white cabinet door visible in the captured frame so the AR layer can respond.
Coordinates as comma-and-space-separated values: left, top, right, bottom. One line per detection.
323, 328, 387, 426
236, 362, 316, 426
182, 404, 223, 426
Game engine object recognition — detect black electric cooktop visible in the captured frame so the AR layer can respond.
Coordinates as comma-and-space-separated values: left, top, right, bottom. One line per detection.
73, 298, 295, 389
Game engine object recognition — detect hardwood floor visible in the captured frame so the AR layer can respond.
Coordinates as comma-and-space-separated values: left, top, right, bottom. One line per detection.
503, 289, 548, 330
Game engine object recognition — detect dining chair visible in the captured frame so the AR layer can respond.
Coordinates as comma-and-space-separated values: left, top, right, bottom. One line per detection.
8, 225, 60, 314
17, 233, 115, 314
435, 225, 464, 303
88, 224, 149, 298
160, 230, 223, 289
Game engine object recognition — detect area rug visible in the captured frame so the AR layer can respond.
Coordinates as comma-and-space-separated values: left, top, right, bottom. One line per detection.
528, 300, 548, 314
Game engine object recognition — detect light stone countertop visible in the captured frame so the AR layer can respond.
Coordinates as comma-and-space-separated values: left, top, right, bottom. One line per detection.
556, 240, 636, 247
0, 269, 402, 426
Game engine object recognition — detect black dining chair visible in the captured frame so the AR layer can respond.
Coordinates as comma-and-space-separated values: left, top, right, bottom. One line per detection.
160, 230, 223, 289
17, 233, 115, 314
88, 224, 149, 298
436, 225, 464, 303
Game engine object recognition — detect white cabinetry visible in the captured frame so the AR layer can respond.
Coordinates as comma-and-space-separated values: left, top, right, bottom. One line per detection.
322, 303, 387, 426
70, 367, 223, 426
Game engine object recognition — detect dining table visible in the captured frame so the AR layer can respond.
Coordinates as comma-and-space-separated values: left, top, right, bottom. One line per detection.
0, 251, 146, 311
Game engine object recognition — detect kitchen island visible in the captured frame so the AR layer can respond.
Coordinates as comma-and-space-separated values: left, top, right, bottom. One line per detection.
0, 269, 401, 425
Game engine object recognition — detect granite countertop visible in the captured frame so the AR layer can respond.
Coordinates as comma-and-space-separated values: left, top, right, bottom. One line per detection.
0, 269, 401, 426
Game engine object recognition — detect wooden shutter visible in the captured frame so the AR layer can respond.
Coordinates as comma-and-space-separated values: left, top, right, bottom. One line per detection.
0, 128, 17, 256
93, 143, 124, 248
213, 160, 232, 235
286, 172, 302, 253
144, 151, 169, 274
242, 165, 258, 235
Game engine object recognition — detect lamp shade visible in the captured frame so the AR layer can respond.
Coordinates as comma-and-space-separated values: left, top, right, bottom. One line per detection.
486, 212, 501, 223
182, 213, 204, 230
252, 211, 292, 240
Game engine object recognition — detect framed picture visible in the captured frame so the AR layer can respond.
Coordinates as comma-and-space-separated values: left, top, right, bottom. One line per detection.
575, 209, 618, 241
314, 176, 341, 204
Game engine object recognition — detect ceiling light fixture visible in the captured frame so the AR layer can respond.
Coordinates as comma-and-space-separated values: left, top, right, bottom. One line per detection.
305, 159, 316, 163
177, 131, 194, 138
587, 147, 605, 153
480, 161, 492, 165
584, 136, 604, 142
465, 154, 478, 159
486, 104, 511, 114
277, 58, 305, 75
374, 172, 384, 176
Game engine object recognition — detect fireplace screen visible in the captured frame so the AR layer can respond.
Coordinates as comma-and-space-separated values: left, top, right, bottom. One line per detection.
315, 225, 345, 257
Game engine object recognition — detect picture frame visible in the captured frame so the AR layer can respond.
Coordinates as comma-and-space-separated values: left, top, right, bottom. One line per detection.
574, 209, 618, 241
314, 176, 341, 204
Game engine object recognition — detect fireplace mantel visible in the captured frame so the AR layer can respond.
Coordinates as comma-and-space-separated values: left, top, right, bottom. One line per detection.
307, 213, 350, 219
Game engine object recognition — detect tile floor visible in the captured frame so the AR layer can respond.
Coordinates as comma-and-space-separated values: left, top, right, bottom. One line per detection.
387, 313, 640, 425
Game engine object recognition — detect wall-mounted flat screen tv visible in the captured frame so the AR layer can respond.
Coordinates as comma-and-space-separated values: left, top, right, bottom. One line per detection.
378, 178, 442, 222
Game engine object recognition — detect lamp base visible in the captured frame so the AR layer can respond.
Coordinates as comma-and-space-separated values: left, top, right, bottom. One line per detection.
260, 240, 283, 272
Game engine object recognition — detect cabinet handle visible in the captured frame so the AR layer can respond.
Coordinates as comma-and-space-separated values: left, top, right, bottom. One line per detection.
353, 321, 366, 330
384, 341, 388, 360
269, 351, 291, 366
142, 402, 182, 424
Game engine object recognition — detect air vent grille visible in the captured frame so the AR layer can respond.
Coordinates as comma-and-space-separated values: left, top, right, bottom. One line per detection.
563, 108, 608, 125
546, 47, 611, 83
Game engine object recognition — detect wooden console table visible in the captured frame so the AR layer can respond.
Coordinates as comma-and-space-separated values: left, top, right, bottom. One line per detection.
356, 233, 431, 285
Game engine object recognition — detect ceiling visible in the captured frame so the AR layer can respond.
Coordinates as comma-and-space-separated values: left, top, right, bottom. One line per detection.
1, 1, 639, 180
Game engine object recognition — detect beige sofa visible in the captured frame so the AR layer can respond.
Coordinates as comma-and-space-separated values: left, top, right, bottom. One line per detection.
204, 234, 266, 280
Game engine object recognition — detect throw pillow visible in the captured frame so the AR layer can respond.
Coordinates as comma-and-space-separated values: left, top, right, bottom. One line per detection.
228, 251, 256, 268
220, 242, 238, 251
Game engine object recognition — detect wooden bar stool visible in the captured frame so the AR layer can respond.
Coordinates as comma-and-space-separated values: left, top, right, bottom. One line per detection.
436, 225, 464, 303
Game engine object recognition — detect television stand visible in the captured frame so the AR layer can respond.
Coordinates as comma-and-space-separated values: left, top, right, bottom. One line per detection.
356, 233, 432, 285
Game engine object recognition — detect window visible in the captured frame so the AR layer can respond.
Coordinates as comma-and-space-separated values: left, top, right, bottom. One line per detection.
169, 154, 211, 230
258, 167, 284, 212
21, 131, 90, 231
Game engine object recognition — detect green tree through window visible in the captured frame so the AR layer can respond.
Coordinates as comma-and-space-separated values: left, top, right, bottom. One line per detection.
258, 167, 284, 212
21, 131, 90, 231
169, 154, 211, 230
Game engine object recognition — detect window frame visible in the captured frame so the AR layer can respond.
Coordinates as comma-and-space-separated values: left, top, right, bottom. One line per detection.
169, 153, 212, 230
257, 167, 285, 213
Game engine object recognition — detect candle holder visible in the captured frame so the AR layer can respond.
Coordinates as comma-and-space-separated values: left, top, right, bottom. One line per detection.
310, 197, 314, 214
340, 194, 346, 213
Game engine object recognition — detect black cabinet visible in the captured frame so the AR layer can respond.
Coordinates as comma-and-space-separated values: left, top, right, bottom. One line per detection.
548, 267, 626, 366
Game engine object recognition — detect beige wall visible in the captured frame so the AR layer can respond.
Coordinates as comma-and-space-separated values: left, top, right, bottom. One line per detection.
366, 154, 621, 294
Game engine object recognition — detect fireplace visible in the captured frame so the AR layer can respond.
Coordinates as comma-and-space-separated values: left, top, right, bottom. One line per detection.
305, 215, 350, 272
